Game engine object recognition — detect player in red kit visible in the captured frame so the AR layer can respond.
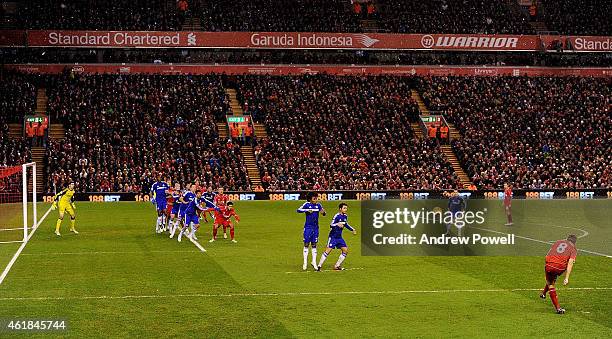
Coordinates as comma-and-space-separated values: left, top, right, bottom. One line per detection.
209, 201, 240, 243
213, 187, 230, 238
164, 183, 175, 232
540, 234, 578, 314
503, 183, 513, 226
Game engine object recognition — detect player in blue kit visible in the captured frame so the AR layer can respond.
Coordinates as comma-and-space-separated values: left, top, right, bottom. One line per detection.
446, 190, 466, 236
150, 175, 170, 233
168, 183, 183, 238
201, 187, 216, 223
297, 192, 326, 271
171, 186, 190, 239
317, 203, 357, 271
177, 185, 218, 242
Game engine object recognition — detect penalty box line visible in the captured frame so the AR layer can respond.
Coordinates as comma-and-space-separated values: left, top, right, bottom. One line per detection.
1, 287, 611, 302
0, 206, 53, 286
471, 226, 612, 258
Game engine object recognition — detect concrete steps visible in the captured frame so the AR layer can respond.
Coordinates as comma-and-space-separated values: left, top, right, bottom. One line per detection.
30, 146, 45, 191
216, 122, 229, 139
8, 123, 22, 138
225, 88, 244, 116
410, 123, 424, 139
182, 16, 201, 31
35, 88, 47, 113
253, 123, 268, 138
241, 145, 261, 186
49, 124, 65, 140
440, 145, 473, 189
447, 123, 462, 140
411, 89, 430, 115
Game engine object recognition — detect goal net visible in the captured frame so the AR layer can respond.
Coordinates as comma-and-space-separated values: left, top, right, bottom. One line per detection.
0, 163, 37, 244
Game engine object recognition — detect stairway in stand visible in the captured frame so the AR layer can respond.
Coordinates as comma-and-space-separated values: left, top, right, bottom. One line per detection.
224, 88, 262, 188
411, 89, 430, 115
411, 88, 475, 189
49, 124, 65, 140
410, 123, 424, 139
216, 123, 229, 139
241, 146, 261, 187
253, 123, 268, 139
440, 145, 472, 189
225, 88, 244, 116
30, 147, 45, 191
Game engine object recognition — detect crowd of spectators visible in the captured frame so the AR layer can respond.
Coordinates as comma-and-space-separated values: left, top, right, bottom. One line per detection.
539, 0, 612, 35
419, 76, 611, 189
3, 48, 612, 67
16, 0, 182, 31
378, 0, 533, 34
44, 73, 249, 193
199, 0, 361, 32
0, 72, 36, 167
236, 74, 461, 191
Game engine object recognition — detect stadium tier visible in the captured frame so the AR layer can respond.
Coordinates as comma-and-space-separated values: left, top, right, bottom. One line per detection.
236, 74, 461, 190
539, 0, 612, 35
419, 76, 612, 189
3, 0, 610, 35
1, 71, 611, 192
43, 74, 249, 193
378, 0, 532, 34
14, 0, 182, 31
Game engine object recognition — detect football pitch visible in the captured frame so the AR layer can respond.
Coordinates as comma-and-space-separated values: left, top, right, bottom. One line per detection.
0, 200, 610, 338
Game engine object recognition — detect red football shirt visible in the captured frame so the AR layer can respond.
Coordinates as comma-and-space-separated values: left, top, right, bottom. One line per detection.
546, 240, 577, 271
214, 194, 229, 207
504, 187, 512, 206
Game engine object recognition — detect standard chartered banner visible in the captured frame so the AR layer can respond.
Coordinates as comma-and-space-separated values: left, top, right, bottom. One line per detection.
360, 200, 610, 256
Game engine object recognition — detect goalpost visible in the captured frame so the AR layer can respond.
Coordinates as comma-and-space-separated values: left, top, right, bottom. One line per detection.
0, 162, 37, 244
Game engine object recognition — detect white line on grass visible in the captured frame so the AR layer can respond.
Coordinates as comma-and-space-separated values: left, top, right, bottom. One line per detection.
1, 287, 610, 302
285, 267, 365, 274
471, 226, 612, 258
188, 236, 207, 252
22, 250, 200, 256
519, 222, 590, 239
0, 206, 53, 285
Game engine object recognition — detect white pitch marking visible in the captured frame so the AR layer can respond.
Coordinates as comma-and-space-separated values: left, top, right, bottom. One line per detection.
0, 206, 53, 285
471, 226, 612, 258
519, 222, 590, 239
188, 236, 207, 252
22, 250, 200, 256
0, 287, 610, 302
285, 267, 365, 274
0, 240, 24, 244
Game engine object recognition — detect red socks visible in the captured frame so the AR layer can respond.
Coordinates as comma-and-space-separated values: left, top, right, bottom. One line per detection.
230, 227, 235, 240
212, 226, 218, 239
542, 284, 549, 295
549, 287, 560, 309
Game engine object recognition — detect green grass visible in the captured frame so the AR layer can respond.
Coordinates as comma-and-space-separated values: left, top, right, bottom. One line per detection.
0, 200, 610, 338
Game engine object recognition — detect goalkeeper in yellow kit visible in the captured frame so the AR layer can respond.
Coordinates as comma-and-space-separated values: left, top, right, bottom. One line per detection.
51, 182, 78, 236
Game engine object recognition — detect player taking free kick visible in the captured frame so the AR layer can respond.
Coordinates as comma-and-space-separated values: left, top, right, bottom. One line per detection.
540, 234, 578, 314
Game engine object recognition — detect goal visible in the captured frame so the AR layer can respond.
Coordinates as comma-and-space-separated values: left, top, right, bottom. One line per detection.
0, 162, 37, 244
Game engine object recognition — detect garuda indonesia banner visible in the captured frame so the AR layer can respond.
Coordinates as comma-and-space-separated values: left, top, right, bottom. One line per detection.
25, 30, 542, 51
0, 30, 606, 52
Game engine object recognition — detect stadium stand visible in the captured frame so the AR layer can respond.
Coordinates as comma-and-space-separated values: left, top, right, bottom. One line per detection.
235, 74, 462, 191
0, 72, 35, 166
419, 76, 612, 189
539, 0, 612, 35
43, 73, 250, 193
199, 0, 361, 32
377, 0, 533, 34
15, 0, 181, 31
